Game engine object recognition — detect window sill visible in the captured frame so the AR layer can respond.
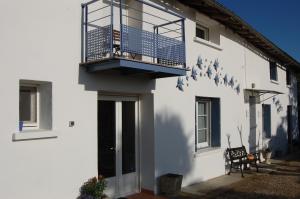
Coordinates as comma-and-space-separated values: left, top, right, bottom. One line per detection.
193, 37, 223, 51
12, 130, 58, 141
194, 147, 222, 158
270, 79, 279, 85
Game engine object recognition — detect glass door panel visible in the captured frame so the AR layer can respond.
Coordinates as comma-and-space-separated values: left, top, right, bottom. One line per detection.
122, 101, 136, 174
98, 100, 116, 178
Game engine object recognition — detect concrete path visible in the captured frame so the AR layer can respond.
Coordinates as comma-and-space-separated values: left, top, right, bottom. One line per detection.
181, 173, 243, 196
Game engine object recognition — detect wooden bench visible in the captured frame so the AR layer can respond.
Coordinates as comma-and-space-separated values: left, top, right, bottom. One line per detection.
226, 146, 259, 177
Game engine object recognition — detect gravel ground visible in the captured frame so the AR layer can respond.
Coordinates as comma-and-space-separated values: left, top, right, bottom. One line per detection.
175, 150, 300, 199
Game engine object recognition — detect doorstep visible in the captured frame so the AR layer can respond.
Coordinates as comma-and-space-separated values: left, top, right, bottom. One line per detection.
126, 192, 167, 199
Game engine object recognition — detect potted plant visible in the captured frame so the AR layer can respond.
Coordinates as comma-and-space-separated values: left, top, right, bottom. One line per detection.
79, 175, 107, 199
262, 147, 272, 164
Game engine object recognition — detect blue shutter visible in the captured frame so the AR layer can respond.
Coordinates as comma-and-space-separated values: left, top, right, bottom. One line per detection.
262, 104, 271, 138
211, 98, 221, 147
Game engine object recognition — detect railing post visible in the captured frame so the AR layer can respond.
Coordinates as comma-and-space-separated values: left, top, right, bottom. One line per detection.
153, 26, 156, 63
110, 0, 114, 57
81, 4, 85, 63
85, 5, 88, 62
181, 19, 186, 68
119, 0, 123, 57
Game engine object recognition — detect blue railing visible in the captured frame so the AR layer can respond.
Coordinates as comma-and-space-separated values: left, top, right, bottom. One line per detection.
82, 0, 186, 67
121, 25, 185, 65
87, 25, 112, 61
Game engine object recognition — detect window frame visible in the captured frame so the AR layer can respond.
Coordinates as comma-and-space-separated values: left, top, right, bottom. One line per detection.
19, 83, 40, 129
196, 99, 211, 149
196, 24, 209, 41
269, 61, 278, 81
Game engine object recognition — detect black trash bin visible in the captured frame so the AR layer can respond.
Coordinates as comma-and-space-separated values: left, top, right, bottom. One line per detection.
159, 173, 183, 196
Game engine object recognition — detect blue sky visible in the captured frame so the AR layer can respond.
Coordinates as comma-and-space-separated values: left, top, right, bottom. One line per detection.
217, 0, 300, 62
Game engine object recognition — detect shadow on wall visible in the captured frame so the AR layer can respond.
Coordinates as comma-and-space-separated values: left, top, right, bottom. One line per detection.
77, 66, 156, 92
288, 83, 299, 142
260, 116, 288, 157
154, 110, 194, 190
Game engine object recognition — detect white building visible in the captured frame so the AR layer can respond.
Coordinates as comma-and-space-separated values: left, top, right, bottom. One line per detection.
0, 0, 299, 198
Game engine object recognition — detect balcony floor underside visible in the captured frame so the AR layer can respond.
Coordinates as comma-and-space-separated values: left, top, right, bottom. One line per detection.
80, 57, 188, 78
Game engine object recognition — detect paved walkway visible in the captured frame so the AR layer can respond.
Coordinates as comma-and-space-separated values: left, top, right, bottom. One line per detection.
176, 149, 300, 199
126, 149, 300, 199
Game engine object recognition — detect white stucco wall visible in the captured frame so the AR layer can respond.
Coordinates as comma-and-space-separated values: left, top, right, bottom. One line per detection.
151, 0, 299, 192
0, 0, 298, 198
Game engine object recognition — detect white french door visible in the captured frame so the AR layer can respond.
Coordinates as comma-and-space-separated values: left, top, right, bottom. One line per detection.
98, 96, 139, 198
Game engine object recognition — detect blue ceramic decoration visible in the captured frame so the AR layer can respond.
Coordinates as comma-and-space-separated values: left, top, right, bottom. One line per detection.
223, 74, 229, 86
214, 73, 220, 85
186, 75, 189, 81
191, 66, 198, 80
213, 59, 219, 71
176, 77, 184, 91
197, 56, 203, 69
236, 84, 240, 94
229, 76, 235, 87
207, 66, 213, 79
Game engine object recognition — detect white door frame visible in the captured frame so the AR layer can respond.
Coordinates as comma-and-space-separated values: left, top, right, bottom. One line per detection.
98, 95, 140, 198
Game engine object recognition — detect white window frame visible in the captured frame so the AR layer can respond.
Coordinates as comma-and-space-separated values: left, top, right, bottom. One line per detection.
196, 99, 211, 149
19, 83, 40, 130
196, 24, 209, 41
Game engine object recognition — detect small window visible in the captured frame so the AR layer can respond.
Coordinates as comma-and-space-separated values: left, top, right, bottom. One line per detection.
20, 85, 39, 127
286, 69, 291, 86
195, 97, 220, 150
269, 61, 278, 81
196, 24, 209, 41
19, 80, 52, 131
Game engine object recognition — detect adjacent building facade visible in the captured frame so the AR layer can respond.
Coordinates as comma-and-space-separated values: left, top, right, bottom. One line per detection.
0, 0, 299, 198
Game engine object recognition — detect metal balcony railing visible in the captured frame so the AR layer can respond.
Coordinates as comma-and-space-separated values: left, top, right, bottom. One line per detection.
81, 0, 186, 68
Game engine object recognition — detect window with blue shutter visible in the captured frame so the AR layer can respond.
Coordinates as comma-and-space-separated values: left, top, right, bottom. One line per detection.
195, 97, 221, 150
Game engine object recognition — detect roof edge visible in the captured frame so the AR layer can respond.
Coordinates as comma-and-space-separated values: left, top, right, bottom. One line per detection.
179, 0, 300, 72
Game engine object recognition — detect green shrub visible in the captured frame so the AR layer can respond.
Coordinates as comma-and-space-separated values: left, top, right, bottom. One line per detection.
80, 175, 107, 199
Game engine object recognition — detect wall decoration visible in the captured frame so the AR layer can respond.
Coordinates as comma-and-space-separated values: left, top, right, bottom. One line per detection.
277, 105, 283, 112
223, 74, 229, 86
214, 73, 220, 86
186, 75, 189, 87
229, 77, 235, 87
236, 84, 240, 94
176, 55, 241, 95
176, 77, 184, 91
272, 97, 283, 113
207, 66, 213, 79
197, 56, 203, 69
213, 59, 219, 71
186, 75, 189, 81
191, 66, 198, 80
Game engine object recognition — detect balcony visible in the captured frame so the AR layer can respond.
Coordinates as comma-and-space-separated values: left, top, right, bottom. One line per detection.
80, 0, 187, 78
